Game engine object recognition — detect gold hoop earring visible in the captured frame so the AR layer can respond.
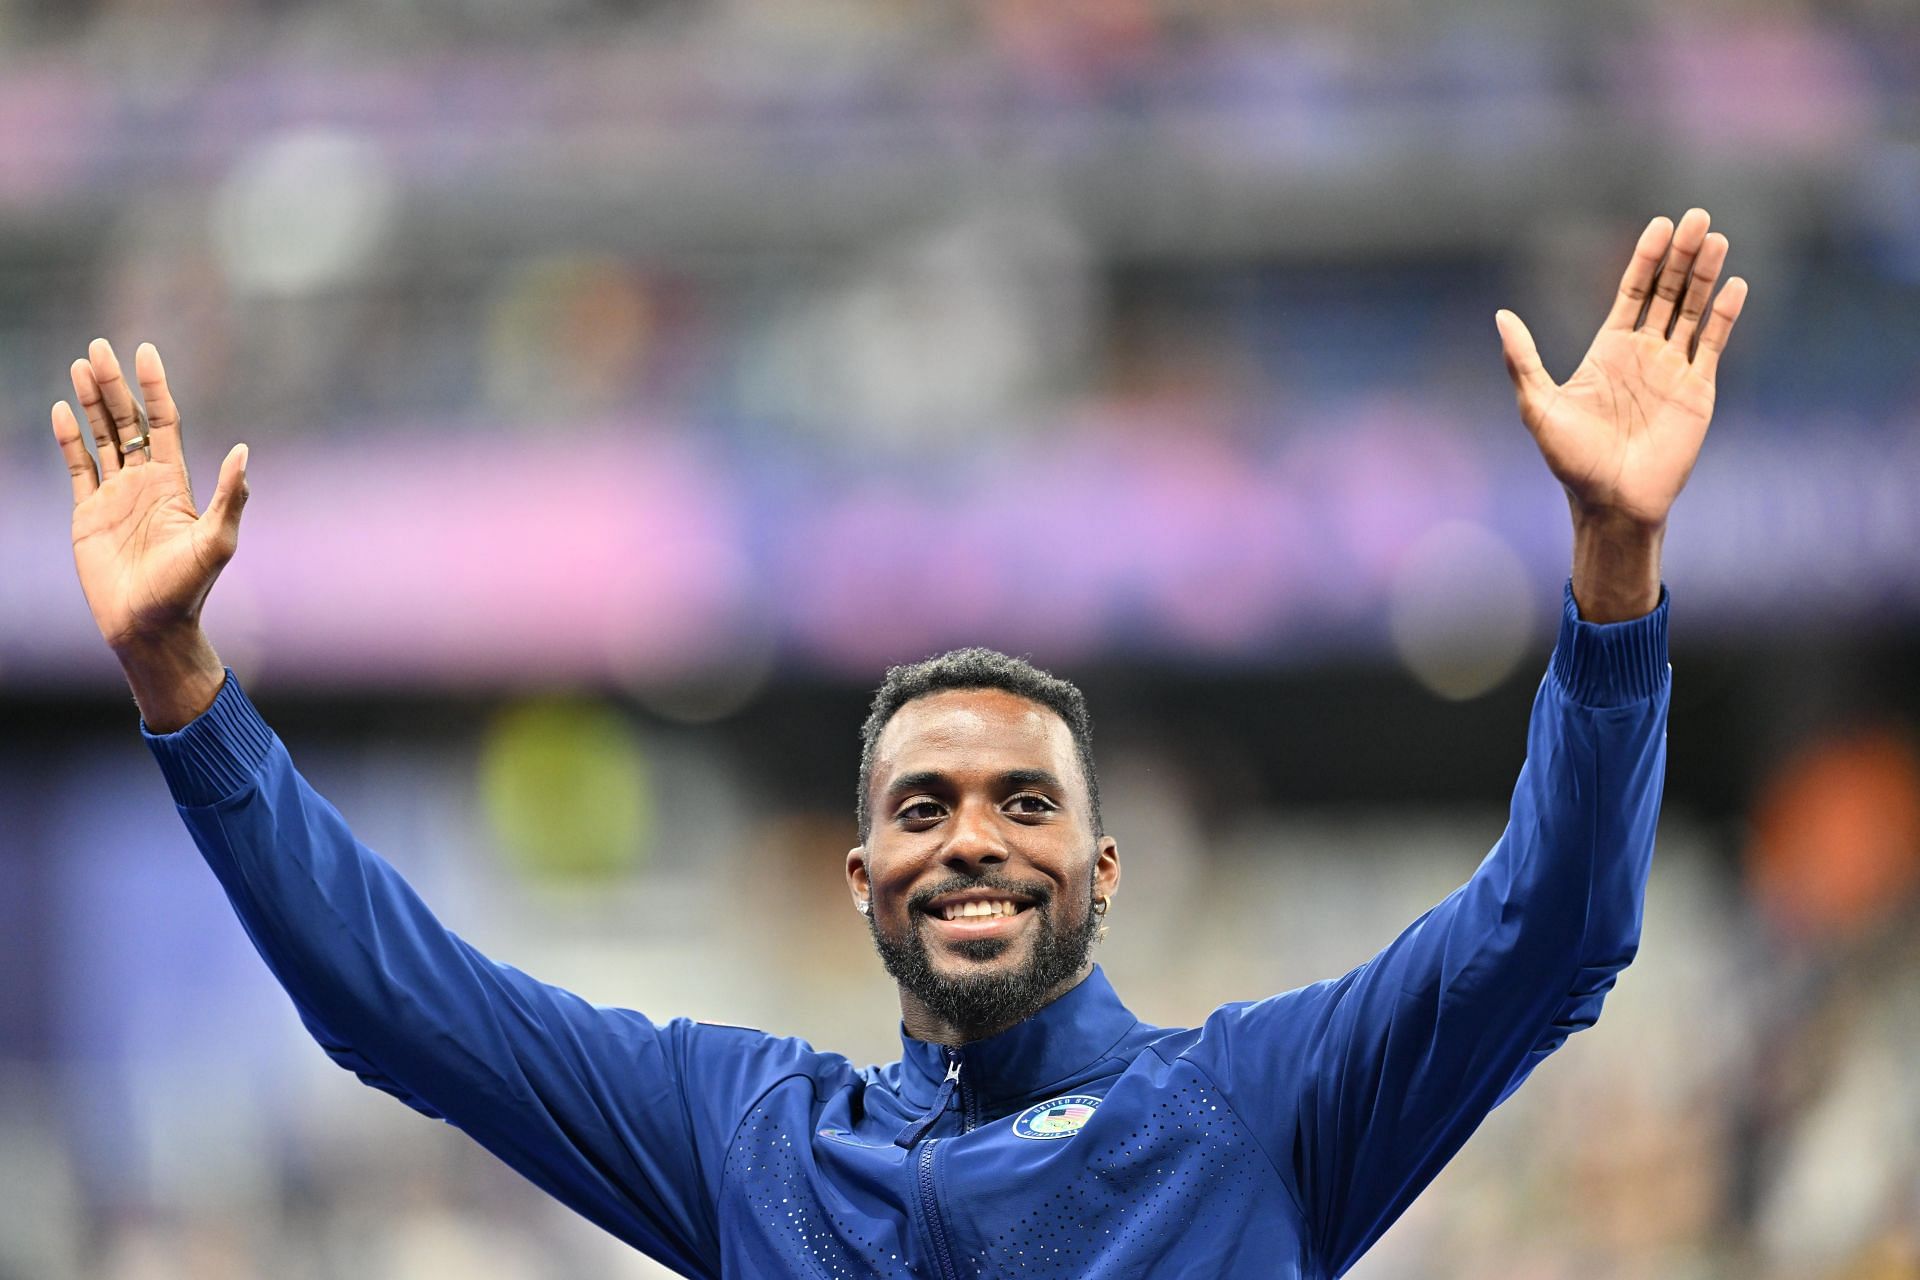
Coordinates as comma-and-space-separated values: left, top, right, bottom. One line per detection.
1093, 895, 1110, 916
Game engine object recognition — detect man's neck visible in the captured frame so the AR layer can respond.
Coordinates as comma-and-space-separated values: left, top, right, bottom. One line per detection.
898, 961, 1095, 1046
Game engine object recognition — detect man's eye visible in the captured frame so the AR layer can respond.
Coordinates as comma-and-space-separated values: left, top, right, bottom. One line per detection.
1006, 794, 1056, 815
898, 801, 945, 823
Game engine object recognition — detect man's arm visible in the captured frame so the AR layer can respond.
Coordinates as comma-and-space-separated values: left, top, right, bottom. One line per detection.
1187, 586, 1668, 1273
137, 659, 841, 1275
49, 340, 830, 1276
1182, 210, 1748, 1275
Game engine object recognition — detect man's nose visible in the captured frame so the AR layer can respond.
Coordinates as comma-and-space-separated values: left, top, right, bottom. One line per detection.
941, 800, 1008, 867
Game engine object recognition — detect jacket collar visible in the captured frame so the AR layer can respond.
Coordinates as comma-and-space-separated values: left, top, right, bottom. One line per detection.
895, 964, 1141, 1108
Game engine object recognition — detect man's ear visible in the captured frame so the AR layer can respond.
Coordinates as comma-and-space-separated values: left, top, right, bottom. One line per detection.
846, 846, 870, 913
1094, 835, 1120, 901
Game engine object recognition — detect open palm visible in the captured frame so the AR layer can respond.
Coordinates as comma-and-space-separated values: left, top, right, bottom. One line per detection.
52, 340, 249, 652
1497, 209, 1749, 528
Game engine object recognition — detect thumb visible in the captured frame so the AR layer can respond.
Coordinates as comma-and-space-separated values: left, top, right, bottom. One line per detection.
1494, 309, 1554, 418
196, 443, 251, 561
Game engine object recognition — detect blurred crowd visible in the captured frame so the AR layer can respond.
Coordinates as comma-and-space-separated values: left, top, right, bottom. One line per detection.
6, 0, 1919, 685
0, 0, 1916, 459
4, 0, 1920, 1276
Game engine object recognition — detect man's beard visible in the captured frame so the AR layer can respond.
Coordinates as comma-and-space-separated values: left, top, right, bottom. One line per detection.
867, 865, 1101, 1042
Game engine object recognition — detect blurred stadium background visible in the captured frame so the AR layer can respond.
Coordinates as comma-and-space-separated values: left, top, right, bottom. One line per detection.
3, 0, 1919, 1276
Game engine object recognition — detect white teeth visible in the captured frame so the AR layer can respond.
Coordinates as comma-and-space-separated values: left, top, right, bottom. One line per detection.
939, 900, 1019, 920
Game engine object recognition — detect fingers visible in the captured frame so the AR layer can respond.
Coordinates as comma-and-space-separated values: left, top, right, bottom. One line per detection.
133, 342, 185, 467
1603, 216, 1675, 332
85, 338, 151, 468
1495, 309, 1554, 423
1668, 231, 1729, 354
51, 401, 99, 505
195, 443, 252, 565
69, 358, 123, 477
1640, 207, 1711, 338
1691, 276, 1749, 381
62, 338, 194, 501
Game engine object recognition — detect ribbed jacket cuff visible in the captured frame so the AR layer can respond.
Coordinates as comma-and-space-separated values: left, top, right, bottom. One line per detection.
141, 667, 276, 807
1548, 580, 1670, 708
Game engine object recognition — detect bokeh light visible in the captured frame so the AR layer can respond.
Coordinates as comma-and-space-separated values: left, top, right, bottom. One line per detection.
478, 696, 653, 885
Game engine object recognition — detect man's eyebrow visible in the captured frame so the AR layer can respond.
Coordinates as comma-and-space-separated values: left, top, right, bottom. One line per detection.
882, 768, 1067, 798
884, 770, 952, 799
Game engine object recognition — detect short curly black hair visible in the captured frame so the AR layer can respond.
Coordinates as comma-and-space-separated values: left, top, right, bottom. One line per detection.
857, 647, 1101, 843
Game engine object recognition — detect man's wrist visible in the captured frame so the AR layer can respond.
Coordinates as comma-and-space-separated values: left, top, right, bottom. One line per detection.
114, 627, 228, 733
1550, 578, 1670, 708
1569, 505, 1665, 623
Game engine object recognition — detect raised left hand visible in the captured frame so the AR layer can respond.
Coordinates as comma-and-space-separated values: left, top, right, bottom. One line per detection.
1496, 208, 1749, 531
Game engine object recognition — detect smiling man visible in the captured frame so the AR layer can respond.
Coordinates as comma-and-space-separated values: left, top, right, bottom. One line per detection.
854, 659, 1119, 1056
52, 209, 1745, 1277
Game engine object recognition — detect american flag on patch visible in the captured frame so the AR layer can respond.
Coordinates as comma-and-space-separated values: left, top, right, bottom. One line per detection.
1032, 1102, 1096, 1134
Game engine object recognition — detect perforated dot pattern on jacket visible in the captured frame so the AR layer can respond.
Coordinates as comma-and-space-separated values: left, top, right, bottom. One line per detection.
962, 1077, 1273, 1277
723, 1105, 925, 1278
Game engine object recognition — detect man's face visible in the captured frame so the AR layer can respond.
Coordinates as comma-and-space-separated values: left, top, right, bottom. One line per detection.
848, 689, 1120, 1040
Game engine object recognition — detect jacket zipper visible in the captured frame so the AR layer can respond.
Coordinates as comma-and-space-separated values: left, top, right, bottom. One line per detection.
894, 1052, 962, 1149
917, 1050, 964, 1280
917, 1139, 960, 1280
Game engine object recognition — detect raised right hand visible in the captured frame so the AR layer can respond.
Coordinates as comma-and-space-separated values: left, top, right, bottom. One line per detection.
52, 338, 250, 654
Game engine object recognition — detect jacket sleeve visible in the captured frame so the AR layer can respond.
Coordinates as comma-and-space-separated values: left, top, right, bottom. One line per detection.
141, 671, 825, 1279
1185, 581, 1670, 1278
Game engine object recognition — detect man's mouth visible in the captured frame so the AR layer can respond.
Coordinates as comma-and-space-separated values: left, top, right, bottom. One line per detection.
933, 898, 1027, 921
913, 890, 1036, 921
918, 894, 1038, 939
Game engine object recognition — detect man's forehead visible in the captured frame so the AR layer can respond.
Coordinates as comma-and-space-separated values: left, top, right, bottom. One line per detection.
874, 688, 1076, 775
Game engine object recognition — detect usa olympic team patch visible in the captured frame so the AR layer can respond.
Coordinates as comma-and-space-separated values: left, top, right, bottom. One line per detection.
1012, 1094, 1101, 1140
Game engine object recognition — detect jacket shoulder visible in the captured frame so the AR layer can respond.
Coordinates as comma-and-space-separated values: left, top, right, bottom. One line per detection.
1137, 983, 1337, 1073
668, 1016, 856, 1097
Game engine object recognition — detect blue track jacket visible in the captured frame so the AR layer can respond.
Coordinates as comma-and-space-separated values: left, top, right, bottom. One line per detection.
141, 584, 1670, 1279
